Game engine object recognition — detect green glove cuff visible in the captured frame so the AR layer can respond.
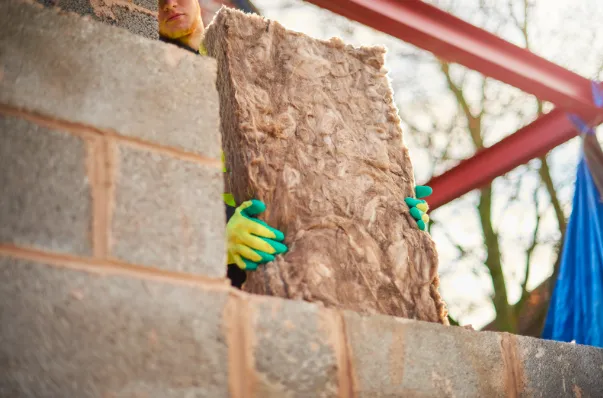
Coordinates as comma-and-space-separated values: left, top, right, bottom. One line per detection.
223, 193, 236, 207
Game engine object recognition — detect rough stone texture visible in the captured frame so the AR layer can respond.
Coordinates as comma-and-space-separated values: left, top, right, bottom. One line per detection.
1, 0, 220, 158
0, 256, 230, 398
248, 297, 340, 397
518, 336, 603, 398
344, 311, 507, 397
111, 144, 226, 276
205, 8, 448, 323
109, 5, 159, 39
35, 0, 159, 39
131, 0, 158, 12
0, 115, 92, 256
36, 0, 95, 15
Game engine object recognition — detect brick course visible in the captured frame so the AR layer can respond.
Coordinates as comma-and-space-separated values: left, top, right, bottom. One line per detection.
1, 248, 602, 398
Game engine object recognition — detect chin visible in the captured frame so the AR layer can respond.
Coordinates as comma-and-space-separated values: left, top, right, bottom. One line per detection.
160, 20, 195, 39
160, 27, 191, 39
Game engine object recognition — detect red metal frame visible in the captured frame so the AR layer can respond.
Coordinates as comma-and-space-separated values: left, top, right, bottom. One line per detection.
304, 0, 603, 208
306, 0, 601, 121
427, 109, 588, 209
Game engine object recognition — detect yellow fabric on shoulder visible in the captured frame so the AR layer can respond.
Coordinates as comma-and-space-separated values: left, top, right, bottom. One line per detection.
199, 42, 208, 56
221, 150, 236, 206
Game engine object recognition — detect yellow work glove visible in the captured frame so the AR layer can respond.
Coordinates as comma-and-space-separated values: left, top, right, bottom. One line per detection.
226, 199, 287, 270
404, 185, 432, 231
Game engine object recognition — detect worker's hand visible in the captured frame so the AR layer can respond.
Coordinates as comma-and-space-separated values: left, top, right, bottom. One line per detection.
404, 185, 432, 231
226, 199, 287, 270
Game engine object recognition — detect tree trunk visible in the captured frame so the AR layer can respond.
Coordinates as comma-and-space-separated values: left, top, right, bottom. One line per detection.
205, 8, 448, 323
478, 185, 515, 332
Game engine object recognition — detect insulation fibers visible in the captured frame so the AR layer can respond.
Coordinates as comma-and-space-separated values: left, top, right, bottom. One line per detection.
204, 7, 448, 324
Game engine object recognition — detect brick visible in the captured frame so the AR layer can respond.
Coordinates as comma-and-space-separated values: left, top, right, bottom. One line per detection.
247, 297, 340, 397
111, 144, 226, 277
0, 0, 220, 158
0, 115, 92, 256
0, 255, 230, 398
344, 311, 506, 397
518, 336, 603, 397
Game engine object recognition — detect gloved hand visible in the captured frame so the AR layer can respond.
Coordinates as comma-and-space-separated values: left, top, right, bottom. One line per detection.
404, 185, 432, 231
226, 199, 287, 270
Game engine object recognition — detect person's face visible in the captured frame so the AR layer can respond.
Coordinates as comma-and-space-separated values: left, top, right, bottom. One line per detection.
158, 0, 202, 39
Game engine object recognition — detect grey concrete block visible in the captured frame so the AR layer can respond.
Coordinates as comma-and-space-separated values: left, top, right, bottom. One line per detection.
0, 0, 220, 158
111, 144, 225, 277
110, 5, 159, 40
0, 255, 230, 398
35, 0, 158, 39
35, 0, 61, 7
344, 312, 507, 397
131, 0, 158, 12
0, 115, 92, 256
518, 336, 603, 398
248, 298, 340, 397
35, 0, 95, 17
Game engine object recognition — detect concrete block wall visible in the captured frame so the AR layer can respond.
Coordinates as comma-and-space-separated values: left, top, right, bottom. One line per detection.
36, 0, 159, 39
0, 0, 225, 276
1, 1, 603, 397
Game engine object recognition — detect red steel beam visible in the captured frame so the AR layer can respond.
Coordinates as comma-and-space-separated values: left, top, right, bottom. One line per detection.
304, 0, 603, 209
304, 0, 603, 122
425, 108, 591, 210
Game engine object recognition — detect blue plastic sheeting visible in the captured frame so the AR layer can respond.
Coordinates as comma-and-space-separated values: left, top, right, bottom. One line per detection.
542, 155, 603, 347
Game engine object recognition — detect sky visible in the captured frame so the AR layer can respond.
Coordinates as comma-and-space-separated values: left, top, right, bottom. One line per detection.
249, 0, 603, 328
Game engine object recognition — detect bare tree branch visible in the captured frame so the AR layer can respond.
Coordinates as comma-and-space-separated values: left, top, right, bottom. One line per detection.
478, 76, 489, 117
439, 61, 483, 149
439, 62, 474, 120
440, 227, 469, 258
515, 184, 541, 315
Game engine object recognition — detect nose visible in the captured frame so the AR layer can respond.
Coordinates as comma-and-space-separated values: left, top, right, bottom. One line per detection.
162, 0, 177, 10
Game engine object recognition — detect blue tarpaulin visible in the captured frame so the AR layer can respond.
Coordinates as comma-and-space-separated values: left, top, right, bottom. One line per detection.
542, 151, 603, 347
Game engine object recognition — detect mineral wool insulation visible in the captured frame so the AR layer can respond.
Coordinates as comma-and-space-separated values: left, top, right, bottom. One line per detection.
205, 7, 449, 324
